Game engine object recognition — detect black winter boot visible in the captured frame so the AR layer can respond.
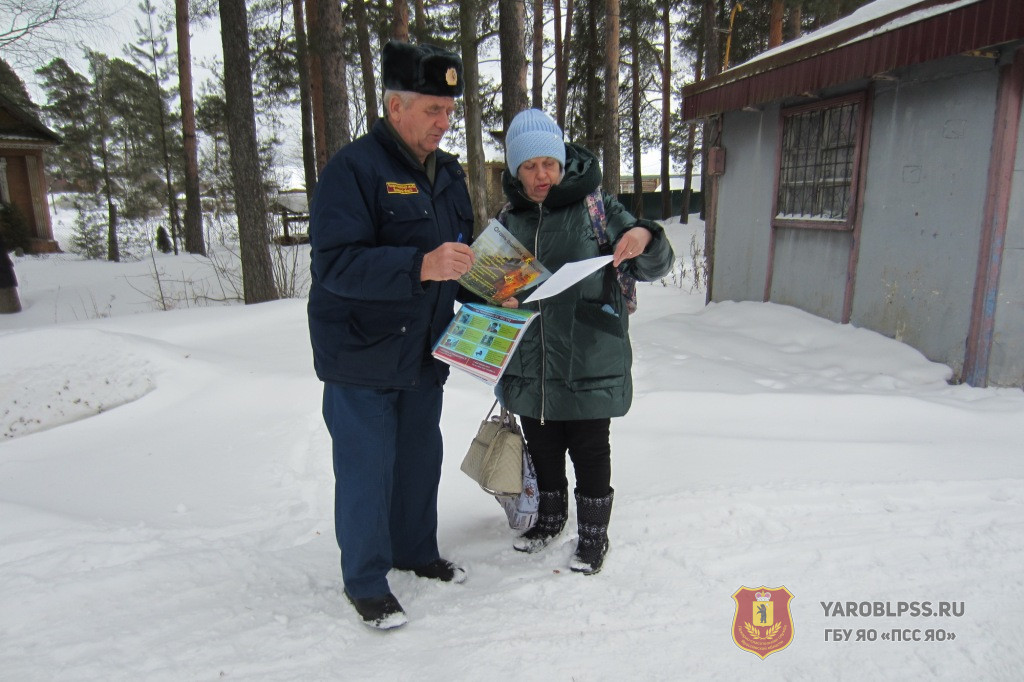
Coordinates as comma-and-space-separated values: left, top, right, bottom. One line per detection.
570, 488, 613, 575
344, 590, 408, 630
513, 489, 568, 553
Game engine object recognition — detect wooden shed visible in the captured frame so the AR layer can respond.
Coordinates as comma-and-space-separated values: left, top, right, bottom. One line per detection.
683, 0, 1024, 387
0, 93, 60, 254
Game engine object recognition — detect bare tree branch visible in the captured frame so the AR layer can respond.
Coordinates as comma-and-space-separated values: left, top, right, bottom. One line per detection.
1, 0, 104, 69
1, 0, 60, 46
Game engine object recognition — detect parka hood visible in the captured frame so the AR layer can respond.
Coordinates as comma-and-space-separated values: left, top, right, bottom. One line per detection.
502, 142, 603, 211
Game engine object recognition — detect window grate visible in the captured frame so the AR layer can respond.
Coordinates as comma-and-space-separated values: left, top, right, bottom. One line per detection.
776, 101, 860, 222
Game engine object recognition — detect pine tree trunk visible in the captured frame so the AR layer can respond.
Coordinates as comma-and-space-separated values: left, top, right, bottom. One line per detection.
699, 0, 721, 300
413, 0, 425, 42
176, 0, 206, 256
393, 0, 409, 41
460, 0, 491, 234
700, 0, 719, 219
99, 139, 120, 263
157, 114, 182, 255
660, 0, 672, 220
317, 0, 349, 156
602, 0, 620, 196
353, 0, 378, 129
292, 0, 318, 204
788, 3, 802, 40
703, 0, 720, 78
630, 3, 642, 217
305, 0, 328, 172
219, 0, 279, 304
563, 0, 576, 127
554, 0, 567, 127
532, 0, 544, 108
583, 4, 601, 151
106, 198, 119, 263
682, 35, 703, 225
769, 0, 784, 48
140, 7, 183, 256
499, 0, 528, 131
91, 59, 120, 263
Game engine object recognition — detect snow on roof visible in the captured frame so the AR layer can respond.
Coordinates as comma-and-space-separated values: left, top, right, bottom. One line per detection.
270, 192, 308, 214
737, 0, 986, 69
683, 0, 1016, 119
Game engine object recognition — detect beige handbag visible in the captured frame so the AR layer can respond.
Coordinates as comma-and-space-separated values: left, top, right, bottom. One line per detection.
461, 400, 524, 496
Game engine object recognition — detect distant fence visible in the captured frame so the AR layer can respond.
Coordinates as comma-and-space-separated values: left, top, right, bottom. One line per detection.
616, 190, 703, 220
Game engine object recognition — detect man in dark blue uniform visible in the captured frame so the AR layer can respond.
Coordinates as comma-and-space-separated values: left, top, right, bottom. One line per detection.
308, 41, 476, 630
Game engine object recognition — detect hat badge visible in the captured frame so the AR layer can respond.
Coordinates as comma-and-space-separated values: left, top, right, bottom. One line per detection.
446, 67, 458, 87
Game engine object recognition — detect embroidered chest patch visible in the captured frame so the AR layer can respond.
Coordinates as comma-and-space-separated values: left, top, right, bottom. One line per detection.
386, 182, 419, 195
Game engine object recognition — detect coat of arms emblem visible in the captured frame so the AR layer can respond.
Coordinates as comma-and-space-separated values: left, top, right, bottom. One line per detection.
731, 585, 795, 659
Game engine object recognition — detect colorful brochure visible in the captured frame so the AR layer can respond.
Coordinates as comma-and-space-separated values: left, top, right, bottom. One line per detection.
432, 302, 538, 385
458, 220, 552, 303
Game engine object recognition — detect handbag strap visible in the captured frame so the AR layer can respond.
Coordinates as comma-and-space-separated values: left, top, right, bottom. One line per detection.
498, 402, 520, 431
485, 398, 520, 433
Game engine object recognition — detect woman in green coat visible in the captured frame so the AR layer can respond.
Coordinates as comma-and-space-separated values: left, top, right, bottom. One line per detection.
497, 109, 674, 574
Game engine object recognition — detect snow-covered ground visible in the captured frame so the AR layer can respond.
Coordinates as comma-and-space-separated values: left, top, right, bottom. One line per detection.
2, 217, 1023, 680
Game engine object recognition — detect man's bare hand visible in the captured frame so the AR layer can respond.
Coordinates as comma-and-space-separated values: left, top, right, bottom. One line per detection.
421, 242, 475, 281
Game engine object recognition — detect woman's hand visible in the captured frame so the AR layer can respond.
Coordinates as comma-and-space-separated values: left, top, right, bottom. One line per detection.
500, 297, 520, 309
612, 226, 654, 267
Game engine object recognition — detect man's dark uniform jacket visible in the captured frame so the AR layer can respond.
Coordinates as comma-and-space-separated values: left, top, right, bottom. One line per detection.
308, 119, 474, 389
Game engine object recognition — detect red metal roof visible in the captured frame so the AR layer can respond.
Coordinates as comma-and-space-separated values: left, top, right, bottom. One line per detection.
682, 0, 1024, 120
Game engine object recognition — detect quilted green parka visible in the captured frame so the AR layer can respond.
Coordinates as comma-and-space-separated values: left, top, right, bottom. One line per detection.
496, 143, 675, 422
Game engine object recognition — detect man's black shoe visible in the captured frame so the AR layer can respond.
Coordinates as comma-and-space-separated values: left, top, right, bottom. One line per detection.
344, 589, 408, 630
411, 558, 467, 584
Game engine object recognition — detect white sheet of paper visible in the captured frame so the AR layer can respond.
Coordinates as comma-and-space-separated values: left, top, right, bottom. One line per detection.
521, 255, 613, 304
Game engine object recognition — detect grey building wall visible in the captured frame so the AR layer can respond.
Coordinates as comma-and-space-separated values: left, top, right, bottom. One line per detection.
990, 89, 1024, 387
851, 58, 998, 378
770, 228, 851, 322
714, 101, 858, 321
712, 105, 779, 302
709, 54, 1021, 384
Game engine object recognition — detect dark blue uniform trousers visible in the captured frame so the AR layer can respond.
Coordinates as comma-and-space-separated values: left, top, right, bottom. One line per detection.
322, 369, 444, 599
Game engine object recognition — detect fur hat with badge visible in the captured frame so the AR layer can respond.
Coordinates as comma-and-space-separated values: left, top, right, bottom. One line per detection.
382, 41, 464, 98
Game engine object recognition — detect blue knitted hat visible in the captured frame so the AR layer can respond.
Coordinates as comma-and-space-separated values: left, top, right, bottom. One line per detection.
505, 109, 566, 176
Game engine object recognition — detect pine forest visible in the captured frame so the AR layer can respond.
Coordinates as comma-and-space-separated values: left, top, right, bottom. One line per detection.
1, 0, 872, 301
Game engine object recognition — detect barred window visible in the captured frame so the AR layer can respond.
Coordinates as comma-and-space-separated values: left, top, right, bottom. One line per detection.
776, 96, 863, 225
